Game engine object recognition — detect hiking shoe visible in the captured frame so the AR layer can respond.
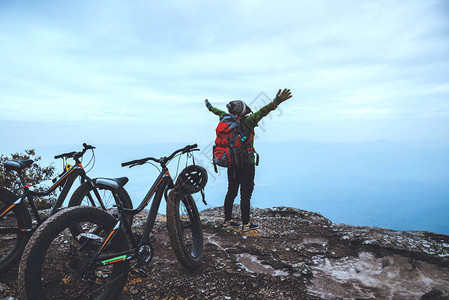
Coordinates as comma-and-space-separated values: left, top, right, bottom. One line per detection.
223, 220, 241, 228
241, 223, 259, 231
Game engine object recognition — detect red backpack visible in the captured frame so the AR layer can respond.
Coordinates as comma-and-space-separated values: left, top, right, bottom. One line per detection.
212, 114, 255, 171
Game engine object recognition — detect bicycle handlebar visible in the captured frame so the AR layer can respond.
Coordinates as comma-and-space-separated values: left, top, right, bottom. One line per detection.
165, 143, 198, 162
54, 152, 76, 159
121, 143, 198, 168
54, 143, 96, 160
121, 156, 159, 167
82, 143, 95, 150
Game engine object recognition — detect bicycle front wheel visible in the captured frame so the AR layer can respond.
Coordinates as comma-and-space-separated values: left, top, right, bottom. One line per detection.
19, 206, 129, 300
166, 190, 203, 270
0, 188, 32, 273
68, 181, 133, 239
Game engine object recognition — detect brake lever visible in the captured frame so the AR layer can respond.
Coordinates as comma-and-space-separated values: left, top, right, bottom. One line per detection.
129, 161, 145, 169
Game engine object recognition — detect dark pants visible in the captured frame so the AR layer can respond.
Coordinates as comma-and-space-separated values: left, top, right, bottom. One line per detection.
224, 164, 255, 225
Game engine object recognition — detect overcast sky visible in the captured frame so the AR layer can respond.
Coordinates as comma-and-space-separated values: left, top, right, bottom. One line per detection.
1, 0, 448, 149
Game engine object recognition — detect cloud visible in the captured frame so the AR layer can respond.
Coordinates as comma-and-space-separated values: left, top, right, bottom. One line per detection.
0, 0, 448, 144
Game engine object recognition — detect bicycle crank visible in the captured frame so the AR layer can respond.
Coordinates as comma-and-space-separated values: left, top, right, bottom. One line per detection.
136, 244, 154, 267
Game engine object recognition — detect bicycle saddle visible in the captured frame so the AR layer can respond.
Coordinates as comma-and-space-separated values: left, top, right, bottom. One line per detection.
4, 159, 34, 172
95, 177, 129, 190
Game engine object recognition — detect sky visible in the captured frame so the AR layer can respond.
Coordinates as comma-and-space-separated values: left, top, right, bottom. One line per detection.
0, 0, 448, 149
0, 0, 448, 233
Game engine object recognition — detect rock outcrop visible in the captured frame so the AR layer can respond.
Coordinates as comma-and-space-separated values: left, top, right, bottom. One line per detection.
1, 205, 448, 299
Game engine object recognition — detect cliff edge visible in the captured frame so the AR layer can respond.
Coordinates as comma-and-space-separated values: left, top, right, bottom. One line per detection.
1, 206, 448, 299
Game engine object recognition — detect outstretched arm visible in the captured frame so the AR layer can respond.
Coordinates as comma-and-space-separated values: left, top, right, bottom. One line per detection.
204, 99, 226, 118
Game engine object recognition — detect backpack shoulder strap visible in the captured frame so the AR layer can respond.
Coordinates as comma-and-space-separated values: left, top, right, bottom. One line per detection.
220, 113, 238, 121
239, 118, 255, 146
239, 117, 254, 134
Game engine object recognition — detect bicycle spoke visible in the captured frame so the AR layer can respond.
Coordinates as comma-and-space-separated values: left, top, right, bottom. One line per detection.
39, 222, 126, 299
181, 222, 192, 230
79, 271, 128, 299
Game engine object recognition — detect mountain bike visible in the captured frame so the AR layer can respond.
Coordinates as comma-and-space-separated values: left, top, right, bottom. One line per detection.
0, 143, 133, 273
19, 144, 208, 300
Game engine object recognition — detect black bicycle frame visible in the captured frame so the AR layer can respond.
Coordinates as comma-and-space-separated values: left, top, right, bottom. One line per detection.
90, 168, 174, 266
0, 163, 105, 232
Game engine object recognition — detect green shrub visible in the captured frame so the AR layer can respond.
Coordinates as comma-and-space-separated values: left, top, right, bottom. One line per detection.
0, 149, 56, 210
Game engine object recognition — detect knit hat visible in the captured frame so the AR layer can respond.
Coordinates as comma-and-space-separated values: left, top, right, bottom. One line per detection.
226, 100, 252, 117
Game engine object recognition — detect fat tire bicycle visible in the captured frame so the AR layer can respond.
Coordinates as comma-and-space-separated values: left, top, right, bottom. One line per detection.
19, 144, 208, 300
0, 143, 133, 273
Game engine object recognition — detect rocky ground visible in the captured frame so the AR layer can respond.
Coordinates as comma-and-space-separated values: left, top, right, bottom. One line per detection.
1, 205, 449, 299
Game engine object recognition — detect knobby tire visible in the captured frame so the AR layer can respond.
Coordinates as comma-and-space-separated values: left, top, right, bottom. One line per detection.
19, 206, 130, 300
68, 182, 133, 239
166, 190, 203, 270
0, 188, 32, 273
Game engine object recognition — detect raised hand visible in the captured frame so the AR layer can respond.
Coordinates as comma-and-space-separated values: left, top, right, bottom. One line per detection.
274, 89, 292, 104
204, 99, 212, 110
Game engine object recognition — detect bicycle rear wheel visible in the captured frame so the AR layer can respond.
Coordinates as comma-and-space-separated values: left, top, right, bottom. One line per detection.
166, 190, 203, 270
19, 206, 129, 300
0, 188, 32, 273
